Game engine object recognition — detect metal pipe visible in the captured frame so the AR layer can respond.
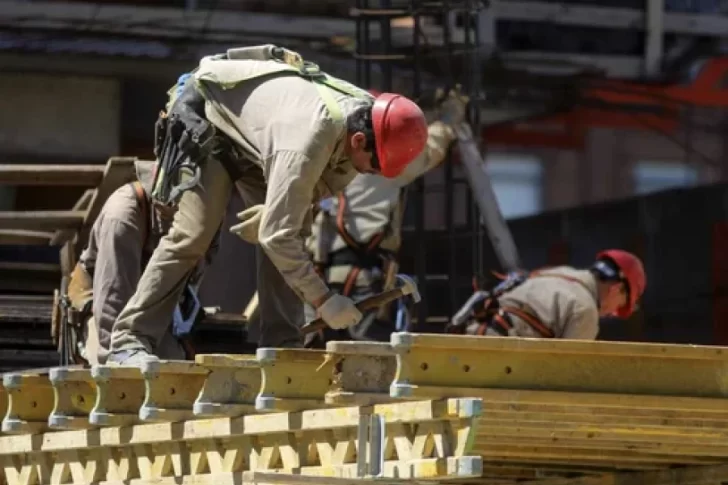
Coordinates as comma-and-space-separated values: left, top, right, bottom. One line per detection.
411, 0, 428, 328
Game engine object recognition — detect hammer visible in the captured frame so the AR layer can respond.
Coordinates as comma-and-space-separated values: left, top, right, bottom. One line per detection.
301, 274, 421, 335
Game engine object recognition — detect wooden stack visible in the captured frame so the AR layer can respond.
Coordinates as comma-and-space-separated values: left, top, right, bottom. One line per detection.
2, 334, 728, 485
0, 160, 254, 372
0, 159, 140, 284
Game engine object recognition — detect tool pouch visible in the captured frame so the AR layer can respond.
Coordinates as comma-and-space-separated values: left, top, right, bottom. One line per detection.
67, 263, 94, 314
152, 80, 243, 208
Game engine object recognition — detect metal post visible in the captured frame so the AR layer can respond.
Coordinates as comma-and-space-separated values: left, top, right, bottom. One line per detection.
645, 0, 665, 77
411, 0, 429, 328
445, 146, 457, 318
381, 0, 393, 92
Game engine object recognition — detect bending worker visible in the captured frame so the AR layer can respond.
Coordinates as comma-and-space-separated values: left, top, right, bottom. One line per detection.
302, 88, 468, 347
447, 249, 646, 340
105, 44, 428, 365
65, 160, 218, 365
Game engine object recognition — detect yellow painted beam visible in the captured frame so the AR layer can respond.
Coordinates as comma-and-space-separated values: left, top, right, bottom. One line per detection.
49, 367, 97, 430
90, 365, 146, 427
390, 333, 728, 399
255, 348, 333, 412
325, 341, 397, 407
1, 370, 54, 434
139, 360, 209, 423
193, 354, 261, 418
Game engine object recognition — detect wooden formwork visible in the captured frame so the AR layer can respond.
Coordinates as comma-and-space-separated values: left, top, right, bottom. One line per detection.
2, 334, 728, 485
0, 159, 141, 283
0, 160, 251, 372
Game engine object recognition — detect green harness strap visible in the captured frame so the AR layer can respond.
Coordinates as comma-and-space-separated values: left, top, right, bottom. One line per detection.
154, 47, 370, 200
191, 47, 371, 127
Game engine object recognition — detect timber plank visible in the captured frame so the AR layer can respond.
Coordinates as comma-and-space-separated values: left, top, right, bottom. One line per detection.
0, 210, 86, 231
0, 164, 105, 187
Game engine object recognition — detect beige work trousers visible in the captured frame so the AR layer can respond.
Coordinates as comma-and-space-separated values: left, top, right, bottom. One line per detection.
86, 316, 185, 365
109, 156, 305, 354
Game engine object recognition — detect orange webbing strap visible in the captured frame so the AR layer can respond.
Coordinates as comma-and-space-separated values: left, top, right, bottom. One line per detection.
498, 272, 594, 339
499, 306, 556, 338
334, 192, 385, 297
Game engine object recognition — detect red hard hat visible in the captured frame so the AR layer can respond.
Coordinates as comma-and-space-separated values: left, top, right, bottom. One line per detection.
371, 93, 428, 178
596, 249, 646, 318
367, 89, 383, 97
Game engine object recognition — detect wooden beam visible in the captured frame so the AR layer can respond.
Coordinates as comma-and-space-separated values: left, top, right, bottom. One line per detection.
0, 210, 85, 231
533, 462, 728, 485
0, 229, 53, 245
0, 262, 61, 294
0, 164, 105, 187
0, 262, 60, 273
50, 188, 95, 246
0, 0, 367, 43
6, 0, 728, 49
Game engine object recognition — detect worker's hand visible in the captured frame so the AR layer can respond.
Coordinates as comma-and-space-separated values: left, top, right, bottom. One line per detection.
435, 84, 470, 127
230, 204, 265, 244
318, 293, 362, 330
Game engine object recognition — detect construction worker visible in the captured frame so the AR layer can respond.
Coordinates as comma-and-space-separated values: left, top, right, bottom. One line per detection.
301, 88, 468, 347
105, 44, 428, 365
65, 160, 218, 365
447, 250, 646, 340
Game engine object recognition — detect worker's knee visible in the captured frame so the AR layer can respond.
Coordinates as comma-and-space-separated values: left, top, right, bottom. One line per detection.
161, 217, 216, 261
158, 166, 230, 260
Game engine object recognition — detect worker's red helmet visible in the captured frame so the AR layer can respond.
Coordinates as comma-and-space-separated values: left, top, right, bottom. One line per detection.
371, 92, 428, 178
367, 89, 383, 97
596, 249, 646, 318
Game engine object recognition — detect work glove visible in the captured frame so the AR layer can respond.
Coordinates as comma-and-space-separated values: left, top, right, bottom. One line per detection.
230, 204, 264, 244
318, 293, 362, 330
435, 84, 470, 127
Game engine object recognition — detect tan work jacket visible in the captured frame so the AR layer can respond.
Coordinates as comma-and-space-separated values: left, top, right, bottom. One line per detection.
194, 51, 371, 303
490, 266, 601, 340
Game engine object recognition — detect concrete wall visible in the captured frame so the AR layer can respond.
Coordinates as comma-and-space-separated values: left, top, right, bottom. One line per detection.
0, 73, 121, 159
0, 72, 121, 209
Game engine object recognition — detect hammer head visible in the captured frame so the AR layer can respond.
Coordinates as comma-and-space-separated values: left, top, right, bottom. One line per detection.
395, 274, 421, 303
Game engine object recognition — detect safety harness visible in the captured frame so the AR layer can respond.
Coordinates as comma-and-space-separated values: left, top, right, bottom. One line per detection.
327, 192, 388, 296
153, 45, 373, 209
448, 269, 594, 339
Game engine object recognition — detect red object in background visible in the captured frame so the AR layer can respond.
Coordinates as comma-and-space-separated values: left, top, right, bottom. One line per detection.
482, 57, 728, 151
711, 222, 728, 345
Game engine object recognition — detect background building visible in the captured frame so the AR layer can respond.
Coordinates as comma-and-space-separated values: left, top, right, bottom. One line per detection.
2, 0, 728, 369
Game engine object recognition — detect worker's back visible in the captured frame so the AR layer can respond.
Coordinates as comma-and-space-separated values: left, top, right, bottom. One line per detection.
195, 57, 370, 200
497, 266, 600, 340
308, 174, 400, 257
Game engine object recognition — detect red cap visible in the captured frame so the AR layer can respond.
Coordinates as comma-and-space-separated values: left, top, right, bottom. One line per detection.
596, 249, 646, 318
371, 93, 428, 178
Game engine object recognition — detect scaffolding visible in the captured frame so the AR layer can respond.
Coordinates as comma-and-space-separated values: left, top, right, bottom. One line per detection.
352, 0, 488, 328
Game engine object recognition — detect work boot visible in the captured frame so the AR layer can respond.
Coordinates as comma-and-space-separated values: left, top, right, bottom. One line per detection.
106, 348, 159, 366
